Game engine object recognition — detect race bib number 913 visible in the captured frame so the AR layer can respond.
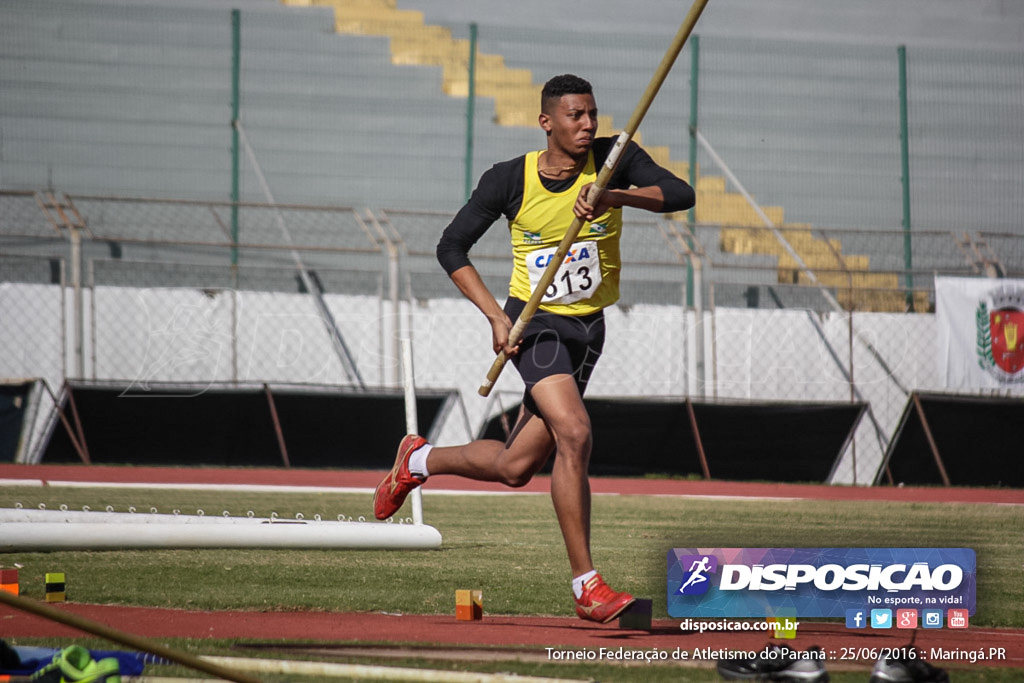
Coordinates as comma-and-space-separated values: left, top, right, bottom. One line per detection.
527, 240, 601, 305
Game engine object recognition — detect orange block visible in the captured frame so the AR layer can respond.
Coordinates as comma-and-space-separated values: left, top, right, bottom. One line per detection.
1, 568, 18, 596
455, 589, 482, 621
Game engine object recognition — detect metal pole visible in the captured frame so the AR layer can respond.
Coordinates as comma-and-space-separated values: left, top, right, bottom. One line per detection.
912, 392, 951, 487
694, 129, 846, 313
64, 385, 91, 465
365, 210, 402, 387
88, 259, 96, 380
849, 309, 857, 485
685, 398, 711, 479
231, 289, 239, 384
464, 23, 478, 203
264, 384, 291, 468
60, 261, 67, 380
693, 247, 705, 398
388, 234, 401, 387
69, 224, 84, 379
709, 283, 718, 399
402, 337, 425, 524
230, 9, 241, 279
46, 382, 90, 465
898, 45, 914, 310
236, 121, 366, 388
686, 34, 700, 308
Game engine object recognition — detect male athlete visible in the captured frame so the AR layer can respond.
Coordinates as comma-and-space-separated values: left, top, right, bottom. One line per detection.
374, 74, 695, 623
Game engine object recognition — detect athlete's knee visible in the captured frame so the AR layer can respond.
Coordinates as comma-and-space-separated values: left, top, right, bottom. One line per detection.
554, 418, 592, 463
496, 445, 551, 487
498, 459, 541, 488
502, 469, 535, 488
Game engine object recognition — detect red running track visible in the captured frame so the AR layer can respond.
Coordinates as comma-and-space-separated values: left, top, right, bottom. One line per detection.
3, 603, 1023, 672
1, 463, 1022, 504
1, 464, 1022, 673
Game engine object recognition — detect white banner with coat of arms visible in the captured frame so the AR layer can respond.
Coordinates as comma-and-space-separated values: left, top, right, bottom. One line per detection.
935, 277, 1024, 390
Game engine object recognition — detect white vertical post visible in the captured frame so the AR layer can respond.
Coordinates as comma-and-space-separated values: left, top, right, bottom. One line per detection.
401, 337, 424, 525
70, 224, 84, 379
692, 253, 705, 399
387, 237, 401, 387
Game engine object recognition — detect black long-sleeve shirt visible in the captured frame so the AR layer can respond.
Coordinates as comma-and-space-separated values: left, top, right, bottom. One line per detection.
436, 137, 695, 276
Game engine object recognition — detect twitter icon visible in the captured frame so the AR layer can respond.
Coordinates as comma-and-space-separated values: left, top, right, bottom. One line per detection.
871, 609, 893, 629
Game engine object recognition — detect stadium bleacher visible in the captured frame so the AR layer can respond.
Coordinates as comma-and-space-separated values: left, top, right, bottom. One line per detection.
2, 0, 1022, 309
2, 0, 1023, 483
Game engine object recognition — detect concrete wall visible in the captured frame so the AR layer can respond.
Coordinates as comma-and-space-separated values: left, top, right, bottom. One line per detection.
4, 280, 1008, 484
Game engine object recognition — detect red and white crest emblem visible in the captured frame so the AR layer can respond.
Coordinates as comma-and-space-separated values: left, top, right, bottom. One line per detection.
977, 285, 1024, 383
990, 309, 1024, 375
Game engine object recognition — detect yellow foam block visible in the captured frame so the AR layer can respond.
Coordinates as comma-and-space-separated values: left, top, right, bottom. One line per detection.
45, 572, 66, 601
767, 610, 798, 639
455, 589, 483, 621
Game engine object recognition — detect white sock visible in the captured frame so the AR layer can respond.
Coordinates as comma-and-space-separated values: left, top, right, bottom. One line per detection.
572, 570, 598, 599
408, 443, 432, 479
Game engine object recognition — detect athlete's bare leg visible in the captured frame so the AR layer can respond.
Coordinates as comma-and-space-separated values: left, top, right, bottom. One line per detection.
530, 374, 594, 577
424, 405, 554, 487
424, 373, 594, 576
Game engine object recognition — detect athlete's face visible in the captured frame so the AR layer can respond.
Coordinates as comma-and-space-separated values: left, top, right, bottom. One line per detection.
540, 93, 598, 158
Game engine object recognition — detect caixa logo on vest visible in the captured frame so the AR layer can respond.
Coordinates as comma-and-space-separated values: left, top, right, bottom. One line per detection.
976, 284, 1024, 382
667, 548, 976, 618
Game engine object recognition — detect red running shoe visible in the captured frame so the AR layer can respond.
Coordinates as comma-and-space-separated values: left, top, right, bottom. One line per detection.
373, 434, 427, 520
574, 573, 636, 624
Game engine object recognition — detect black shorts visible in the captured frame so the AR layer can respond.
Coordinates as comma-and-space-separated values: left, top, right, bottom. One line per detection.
503, 297, 605, 415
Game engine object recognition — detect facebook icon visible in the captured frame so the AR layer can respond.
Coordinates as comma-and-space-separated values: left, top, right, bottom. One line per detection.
846, 609, 867, 629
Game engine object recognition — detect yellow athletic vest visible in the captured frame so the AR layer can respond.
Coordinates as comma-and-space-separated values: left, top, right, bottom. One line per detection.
508, 150, 622, 316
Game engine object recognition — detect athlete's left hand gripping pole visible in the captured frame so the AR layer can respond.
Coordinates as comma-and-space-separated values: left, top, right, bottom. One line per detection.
478, 0, 711, 396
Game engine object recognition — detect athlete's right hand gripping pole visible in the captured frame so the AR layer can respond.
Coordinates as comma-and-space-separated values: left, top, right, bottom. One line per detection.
478, 0, 711, 397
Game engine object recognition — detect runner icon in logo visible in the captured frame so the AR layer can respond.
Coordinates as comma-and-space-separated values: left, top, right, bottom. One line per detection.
678, 555, 716, 595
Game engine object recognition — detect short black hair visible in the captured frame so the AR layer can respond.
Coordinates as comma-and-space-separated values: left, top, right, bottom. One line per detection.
541, 74, 593, 113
